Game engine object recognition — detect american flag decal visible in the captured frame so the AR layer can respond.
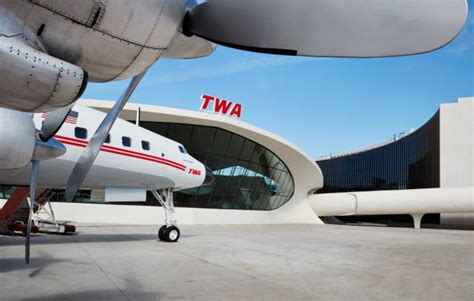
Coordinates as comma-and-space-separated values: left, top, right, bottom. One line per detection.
42, 110, 79, 124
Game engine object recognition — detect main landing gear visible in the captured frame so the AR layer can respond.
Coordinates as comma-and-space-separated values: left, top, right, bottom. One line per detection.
33, 191, 76, 235
151, 189, 180, 242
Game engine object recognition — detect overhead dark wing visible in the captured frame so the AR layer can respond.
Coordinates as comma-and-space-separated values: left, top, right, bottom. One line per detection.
184, 0, 468, 58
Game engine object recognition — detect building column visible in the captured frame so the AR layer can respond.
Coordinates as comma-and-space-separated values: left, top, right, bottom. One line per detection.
411, 213, 424, 229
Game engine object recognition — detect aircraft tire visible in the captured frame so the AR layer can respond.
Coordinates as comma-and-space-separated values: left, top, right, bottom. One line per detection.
164, 226, 180, 243
158, 225, 167, 241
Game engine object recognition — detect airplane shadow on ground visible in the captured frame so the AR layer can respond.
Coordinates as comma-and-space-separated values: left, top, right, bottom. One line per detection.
0, 233, 197, 246
13, 277, 167, 300
0, 254, 70, 277
19, 290, 167, 301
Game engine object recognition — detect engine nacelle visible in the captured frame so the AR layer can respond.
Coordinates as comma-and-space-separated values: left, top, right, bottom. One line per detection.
0, 109, 36, 170
19, 0, 187, 81
0, 36, 88, 112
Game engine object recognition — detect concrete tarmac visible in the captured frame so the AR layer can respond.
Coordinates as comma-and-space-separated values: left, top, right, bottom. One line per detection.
0, 224, 473, 301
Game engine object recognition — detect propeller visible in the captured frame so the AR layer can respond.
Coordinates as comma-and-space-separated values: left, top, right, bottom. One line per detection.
65, 71, 147, 202
24, 142, 66, 264
24, 112, 68, 264
184, 0, 468, 58
25, 161, 39, 264
24, 70, 146, 262
39, 104, 74, 142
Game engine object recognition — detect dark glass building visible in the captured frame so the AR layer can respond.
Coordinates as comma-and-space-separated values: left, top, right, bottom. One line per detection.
316, 112, 440, 194
315, 111, 441, 226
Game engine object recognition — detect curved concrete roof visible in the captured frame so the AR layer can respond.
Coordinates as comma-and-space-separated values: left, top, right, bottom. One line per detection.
78, 99, 324, 224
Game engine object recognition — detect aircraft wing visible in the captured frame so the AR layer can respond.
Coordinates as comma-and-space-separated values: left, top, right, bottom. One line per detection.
184, 0, 468, 57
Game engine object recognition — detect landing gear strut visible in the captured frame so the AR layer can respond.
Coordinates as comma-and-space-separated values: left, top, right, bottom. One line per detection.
151, 189, 180, 242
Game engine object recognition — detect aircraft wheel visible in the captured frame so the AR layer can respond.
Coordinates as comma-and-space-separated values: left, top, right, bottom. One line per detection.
158, 225, 167, 241
164, 226, 180, 243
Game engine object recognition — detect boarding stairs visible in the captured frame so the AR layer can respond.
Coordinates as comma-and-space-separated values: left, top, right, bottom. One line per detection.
0, 187, 75, 235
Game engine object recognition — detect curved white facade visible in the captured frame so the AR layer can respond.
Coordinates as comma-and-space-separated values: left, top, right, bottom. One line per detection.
48, 99, 324, 225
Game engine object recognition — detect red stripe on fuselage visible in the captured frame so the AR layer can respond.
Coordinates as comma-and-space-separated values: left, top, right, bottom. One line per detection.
54, 135, 187, 171
99, 144, 186, 170
55, 135, 186, 168
57, 138, 186, 171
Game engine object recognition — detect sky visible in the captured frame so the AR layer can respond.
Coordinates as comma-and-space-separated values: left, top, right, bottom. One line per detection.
83, 2, 474, 159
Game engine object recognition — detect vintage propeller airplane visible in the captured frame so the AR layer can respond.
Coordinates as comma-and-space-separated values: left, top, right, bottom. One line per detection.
0, 0, 469, 263
0, 103, 214, 261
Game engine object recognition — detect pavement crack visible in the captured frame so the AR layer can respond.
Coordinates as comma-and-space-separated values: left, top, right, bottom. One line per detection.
71, 236, 130, 301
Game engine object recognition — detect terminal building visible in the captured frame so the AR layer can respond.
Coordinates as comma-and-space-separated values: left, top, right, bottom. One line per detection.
1, 97, 472, 228
39, 98, 324, 225
315, 106, 441, 226
312, 97, 473, 228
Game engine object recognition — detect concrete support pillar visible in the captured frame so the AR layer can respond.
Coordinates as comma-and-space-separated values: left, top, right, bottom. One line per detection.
411, 213, 424, 229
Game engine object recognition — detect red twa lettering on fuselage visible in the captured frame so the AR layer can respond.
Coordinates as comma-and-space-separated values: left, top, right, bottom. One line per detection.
188, 168, 201, 176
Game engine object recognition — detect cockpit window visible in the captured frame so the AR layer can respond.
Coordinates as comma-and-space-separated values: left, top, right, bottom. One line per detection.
179, 146, 188, 154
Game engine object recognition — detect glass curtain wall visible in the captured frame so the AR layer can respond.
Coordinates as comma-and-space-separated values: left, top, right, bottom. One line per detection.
139, 122, 295, 210
316, 112, 440, 193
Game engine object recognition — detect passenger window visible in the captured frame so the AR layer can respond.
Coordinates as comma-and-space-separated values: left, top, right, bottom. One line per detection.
122, 136, 131, 147
75, 127, 88, 139
142, 141, 150, 151
179, 146, 188, 154
105, 134, 111, 144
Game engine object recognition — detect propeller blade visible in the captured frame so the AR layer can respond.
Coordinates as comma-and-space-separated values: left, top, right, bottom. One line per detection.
65, 72, 147, 202
184, 0, 468, 57
25, 160, 40, 264
39, 104, 74, 142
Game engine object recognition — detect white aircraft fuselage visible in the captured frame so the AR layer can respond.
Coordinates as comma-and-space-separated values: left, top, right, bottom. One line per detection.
0, 104, 209, 191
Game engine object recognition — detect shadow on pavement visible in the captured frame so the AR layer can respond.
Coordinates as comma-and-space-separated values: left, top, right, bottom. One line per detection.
0, 233, 158, 246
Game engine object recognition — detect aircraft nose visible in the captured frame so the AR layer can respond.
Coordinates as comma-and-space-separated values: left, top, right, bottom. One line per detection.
203, 166, 214, 185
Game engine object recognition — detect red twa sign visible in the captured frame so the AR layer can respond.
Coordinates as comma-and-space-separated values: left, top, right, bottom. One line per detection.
200, 94, 242, 119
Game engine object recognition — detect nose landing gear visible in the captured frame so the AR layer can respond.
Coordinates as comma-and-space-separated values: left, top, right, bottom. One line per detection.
151, 189, 180, 243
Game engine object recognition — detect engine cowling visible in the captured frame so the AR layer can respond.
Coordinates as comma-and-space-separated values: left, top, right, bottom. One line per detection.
22, 0, 186, 82
0, 109, 36, 170
0, 36, 88, 112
